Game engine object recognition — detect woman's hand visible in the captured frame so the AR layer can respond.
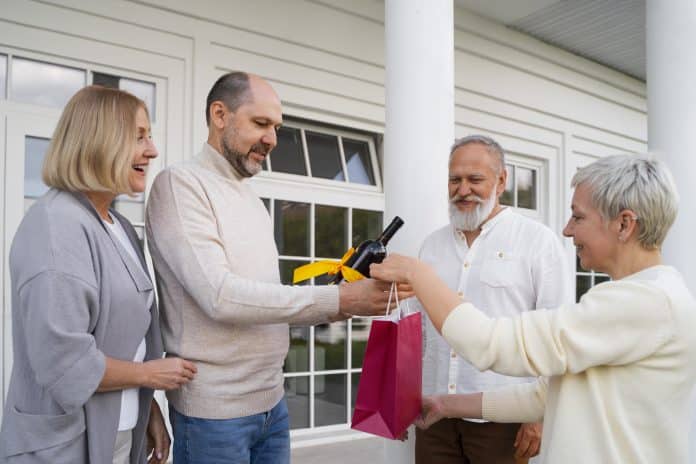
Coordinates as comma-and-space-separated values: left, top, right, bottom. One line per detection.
369, 254, 422, 284
140, 357, 197, 390
414, 395, 447, 429
146, 399, 170, 464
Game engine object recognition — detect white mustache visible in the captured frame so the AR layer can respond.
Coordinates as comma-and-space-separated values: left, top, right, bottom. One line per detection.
450, 194, 484, 204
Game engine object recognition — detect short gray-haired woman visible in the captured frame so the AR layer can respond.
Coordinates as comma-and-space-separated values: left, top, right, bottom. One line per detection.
0, 86, 197, 464
371, 154, 696, 463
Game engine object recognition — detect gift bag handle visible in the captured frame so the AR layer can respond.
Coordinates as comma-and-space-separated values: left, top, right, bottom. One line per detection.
386, 282, 401, 318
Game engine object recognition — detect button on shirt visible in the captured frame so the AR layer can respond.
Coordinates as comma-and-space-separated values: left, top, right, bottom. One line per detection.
418, 208, 571, 400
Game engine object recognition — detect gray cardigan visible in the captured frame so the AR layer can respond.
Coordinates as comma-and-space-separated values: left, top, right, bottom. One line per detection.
0, 189, 163, 463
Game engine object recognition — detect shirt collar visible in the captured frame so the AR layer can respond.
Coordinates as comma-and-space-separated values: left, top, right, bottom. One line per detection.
199, 142, 245, 181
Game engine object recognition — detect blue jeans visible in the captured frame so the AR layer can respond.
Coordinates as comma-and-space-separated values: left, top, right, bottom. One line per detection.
169, 397, 290, 464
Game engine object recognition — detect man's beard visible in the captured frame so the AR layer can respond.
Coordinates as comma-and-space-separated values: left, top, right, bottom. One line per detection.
221, 127, 268, 178
449, 189, 497, 232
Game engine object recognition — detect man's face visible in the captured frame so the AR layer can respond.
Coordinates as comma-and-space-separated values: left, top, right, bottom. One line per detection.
221, 78, 283, 177
447, 143, 505, 231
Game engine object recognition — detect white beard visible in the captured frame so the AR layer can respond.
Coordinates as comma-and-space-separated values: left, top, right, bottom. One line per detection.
449, 189, 497, 232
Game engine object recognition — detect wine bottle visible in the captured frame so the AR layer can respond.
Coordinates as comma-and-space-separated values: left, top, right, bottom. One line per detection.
329, 216, 404, 284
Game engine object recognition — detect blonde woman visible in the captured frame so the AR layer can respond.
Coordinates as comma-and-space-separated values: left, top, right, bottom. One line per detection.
371, 155, 696, 463
0, 86, 197, 464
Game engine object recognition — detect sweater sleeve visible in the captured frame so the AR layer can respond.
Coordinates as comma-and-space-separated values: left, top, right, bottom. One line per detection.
17, 271, 106, 413
441, 280, 674, 377
146, 168, 339, 325
482, 377, 548, 423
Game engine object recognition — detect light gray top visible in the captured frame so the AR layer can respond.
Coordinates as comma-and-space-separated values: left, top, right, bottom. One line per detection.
0, 189, 163, 463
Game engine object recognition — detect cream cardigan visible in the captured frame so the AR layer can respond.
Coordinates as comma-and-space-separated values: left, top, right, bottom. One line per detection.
442, 265, 696, 463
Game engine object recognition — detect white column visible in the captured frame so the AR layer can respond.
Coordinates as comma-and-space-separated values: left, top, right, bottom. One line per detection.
646, 2, 696, 462
383, 1, 454, 463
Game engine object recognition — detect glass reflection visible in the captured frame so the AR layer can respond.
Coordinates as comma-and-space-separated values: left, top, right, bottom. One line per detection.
274, 200, 309, 256
306, 131, 344, 181
351, 372, 361, 410
12, 58, 85, 108
500, 164, 514, 206
285, 376, 310, 429
271, 126, 306, 175
24, 136, 51, 198
315, 205, 347, 259
315, 321, 347, 370
120, 78, 156, 122
342, 138, 375, 185
351, 317, 371, 368
279, 259, 309, 286
314, 374, 347, 427
576, 275, 592, 302
284, 326, 310, 373
352, 209, 382, 248
516, 167, 536, 209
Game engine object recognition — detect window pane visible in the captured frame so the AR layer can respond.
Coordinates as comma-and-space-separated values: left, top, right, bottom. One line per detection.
120, 77, 156, 122
516, 167, 537, 209
261, 197, 270, 213
271, 126, 306, 175
306, 131, 344, 181
351, 372, 361, 410
279, 259, 309, 286
12, 57, 84, 108
285, 376, 310, 429
314, 374, 347, 427
315, 321, 347, 371
92, 72, 157, 122
351, 317, 371, 368
500, 164, 514, 206
576, 275, 592, 302
342, 138, 375, 185
274, 200, 309, 256
352, 209, 383, 248
594, 275, 610, 286
315, 205, 347, 259
284, 327, 310, 373
24, 136, 50, 198
0, 54, 6, 98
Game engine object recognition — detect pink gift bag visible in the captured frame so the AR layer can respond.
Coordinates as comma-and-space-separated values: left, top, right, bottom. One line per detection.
351, 285, 422, 439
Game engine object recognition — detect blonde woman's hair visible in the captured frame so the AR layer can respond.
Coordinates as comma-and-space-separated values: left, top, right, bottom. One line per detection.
42, 85, 147, 195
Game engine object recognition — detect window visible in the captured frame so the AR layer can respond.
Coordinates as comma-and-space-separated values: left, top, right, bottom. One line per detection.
263, 120, 380, 188
24, 136, 51, 207
93, 72, 157, 122
11, 57, 85, 108
500, 163, 538, 210
0, 54, 6, 99
575, 258, 610, 302
267, 196, 383, 430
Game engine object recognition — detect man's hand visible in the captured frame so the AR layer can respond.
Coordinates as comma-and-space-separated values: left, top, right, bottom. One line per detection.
338, 279, 413, 317
146, 399, 170, 464
514, 422, 542, 459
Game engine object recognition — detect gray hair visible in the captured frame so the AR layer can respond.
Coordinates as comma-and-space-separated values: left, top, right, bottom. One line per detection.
571, 154, 679, 250
205, 71, 253, 126
450, 135, 505, 173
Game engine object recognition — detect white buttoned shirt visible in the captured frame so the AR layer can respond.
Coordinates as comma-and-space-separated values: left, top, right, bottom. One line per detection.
417, 208, 571, 402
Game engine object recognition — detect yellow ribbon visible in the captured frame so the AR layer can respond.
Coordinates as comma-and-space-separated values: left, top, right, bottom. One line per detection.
292, 248, 366, 284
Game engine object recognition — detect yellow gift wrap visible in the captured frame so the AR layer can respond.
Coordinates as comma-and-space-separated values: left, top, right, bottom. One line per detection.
292, 247, 365, 284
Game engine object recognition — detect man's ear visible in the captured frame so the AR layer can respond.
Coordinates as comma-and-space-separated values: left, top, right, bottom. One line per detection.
209, 101, 228, 130
496, 166, 508, 196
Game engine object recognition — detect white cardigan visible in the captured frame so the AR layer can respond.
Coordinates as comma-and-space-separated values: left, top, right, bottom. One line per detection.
442, 265, 696, 463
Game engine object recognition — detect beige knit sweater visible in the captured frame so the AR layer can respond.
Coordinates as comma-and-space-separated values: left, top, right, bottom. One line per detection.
145, 144, 339, 419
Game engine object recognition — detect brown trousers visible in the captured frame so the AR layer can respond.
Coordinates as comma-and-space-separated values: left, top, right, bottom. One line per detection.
415, 419, 528, 464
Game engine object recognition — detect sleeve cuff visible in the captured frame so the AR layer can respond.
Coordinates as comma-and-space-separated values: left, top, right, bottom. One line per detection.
49, 344, 106, 412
